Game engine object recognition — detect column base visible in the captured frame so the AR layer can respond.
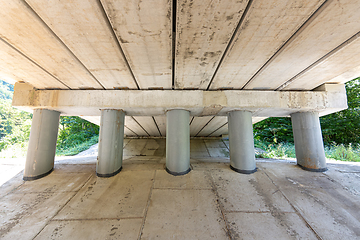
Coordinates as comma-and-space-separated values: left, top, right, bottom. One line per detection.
297, 164, 327, 172
23, 168, 53, 181
166, 167, 191, 176
230, 165, 257, 174
96, 167, 122, 178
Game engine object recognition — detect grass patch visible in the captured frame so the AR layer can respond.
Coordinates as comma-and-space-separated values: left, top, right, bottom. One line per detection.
325, 144, 360, 162
255, 140, 360, 162
56, 135, 98, 156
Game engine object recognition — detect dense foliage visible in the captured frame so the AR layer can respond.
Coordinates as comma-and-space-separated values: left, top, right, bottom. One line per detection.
56, 116, 99, 155
0, 80, 32, 153
0, 80, 99, 156
253, 78, 360, 146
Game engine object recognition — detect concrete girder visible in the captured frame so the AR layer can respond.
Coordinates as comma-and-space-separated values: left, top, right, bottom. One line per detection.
12, 82, 347, 118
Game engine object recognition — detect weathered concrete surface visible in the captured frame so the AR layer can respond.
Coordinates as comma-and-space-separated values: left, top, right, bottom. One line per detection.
1, 139, 360, 239
101, 0, 172, 89
245, 0, 360, 90
13, 82, 347, 117
210, 0, 325, 90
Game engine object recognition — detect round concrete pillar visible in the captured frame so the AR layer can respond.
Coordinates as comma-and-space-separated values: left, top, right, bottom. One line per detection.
291, 112, 327, 172
228, 110, 256, 174
97, 109, 125, 177
166, 109, 191, 175
24, 109, 60, 181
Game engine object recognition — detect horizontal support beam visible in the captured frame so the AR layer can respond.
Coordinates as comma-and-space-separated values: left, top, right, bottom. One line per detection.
12, 82, 347, 117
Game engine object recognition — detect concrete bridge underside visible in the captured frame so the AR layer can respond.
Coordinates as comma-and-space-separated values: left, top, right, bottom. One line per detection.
0, 0, 359, 178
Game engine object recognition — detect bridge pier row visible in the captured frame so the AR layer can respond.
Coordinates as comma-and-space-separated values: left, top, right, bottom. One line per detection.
228, 110, 257, 174
291, 112, 327, 172
96, 109, 125, 177
166, 109, 191, 176
23, 109, 60, 181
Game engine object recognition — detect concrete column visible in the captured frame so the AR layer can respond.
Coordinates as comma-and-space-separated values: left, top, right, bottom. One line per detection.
24, 109, 60, 181
291, 112, 327, 172
166, 109, 191, 175
97, 109, 125, 177
228, 110, 257, 174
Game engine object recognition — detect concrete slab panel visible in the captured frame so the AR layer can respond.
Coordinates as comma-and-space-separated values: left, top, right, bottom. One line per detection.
245, 0, 360, 90
15, 172, 91, 193
207, 148, 229, 158
175, 0, 249, 89
262, 161, 360, 239
209, 123, 228, 137
133, 116, 160, 136
210, 0, 325, 90
140, 139, 166, 157
259, 162, 344, 189
190, 151, 211, 159
204, 139, 227, 148
278, 186, 360, 239
122, 162, 164, 172
226, 212, 318, 240
140, 189, 229, 239
52, 163, 96, 173
197, 117, 227, 136
0, 0, 102, 89
0, 192, 76, 240
211, 169, 294, 212
154, 170, 212, 190
25, 0, 138, 89
123, 139, 148, 156
54, 171, 154, 219
125, 116, 148, 136
0, 40, 65, 89
154, 116, 166, 136
282, 35, 360, 90
0, 171, 24, 199
34, 219, 143, 240
101, 0, 172, 89
190, 116, 213, 136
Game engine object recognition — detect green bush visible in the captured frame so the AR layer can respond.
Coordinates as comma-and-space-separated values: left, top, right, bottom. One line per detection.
325, 144, 360, 162
56, 134, 98, 156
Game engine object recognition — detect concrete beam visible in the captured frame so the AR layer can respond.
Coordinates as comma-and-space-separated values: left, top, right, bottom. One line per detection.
12, 82, 347, 117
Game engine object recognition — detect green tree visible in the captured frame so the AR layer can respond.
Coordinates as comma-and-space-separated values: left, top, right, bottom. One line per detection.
56, 116, 99, 151
320, 78, 360, 144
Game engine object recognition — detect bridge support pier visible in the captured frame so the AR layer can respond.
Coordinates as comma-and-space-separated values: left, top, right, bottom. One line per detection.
228, 110, 257, 174
96, 109, 125, 177
24, 109, 60, 181
166, 109, 191, 176
291, 112, 327, 172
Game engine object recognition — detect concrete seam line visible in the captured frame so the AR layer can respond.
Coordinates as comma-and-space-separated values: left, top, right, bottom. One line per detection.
262, 171, 324, 240
97, 0, 140, 90
125, 126, 139, 137
276, 30, 360, 91
241, 0, 332, 90
195, 116, 215, 137
207, 171, 233, 239
22, 0, 106, 90
152, 116, 162, 136
0, 37, 70, 90
206, 0, 254, 91
137, 170, 157, 240
207, 122, 228, 137
131, 116, 150, 136
31, 174, 94, 239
